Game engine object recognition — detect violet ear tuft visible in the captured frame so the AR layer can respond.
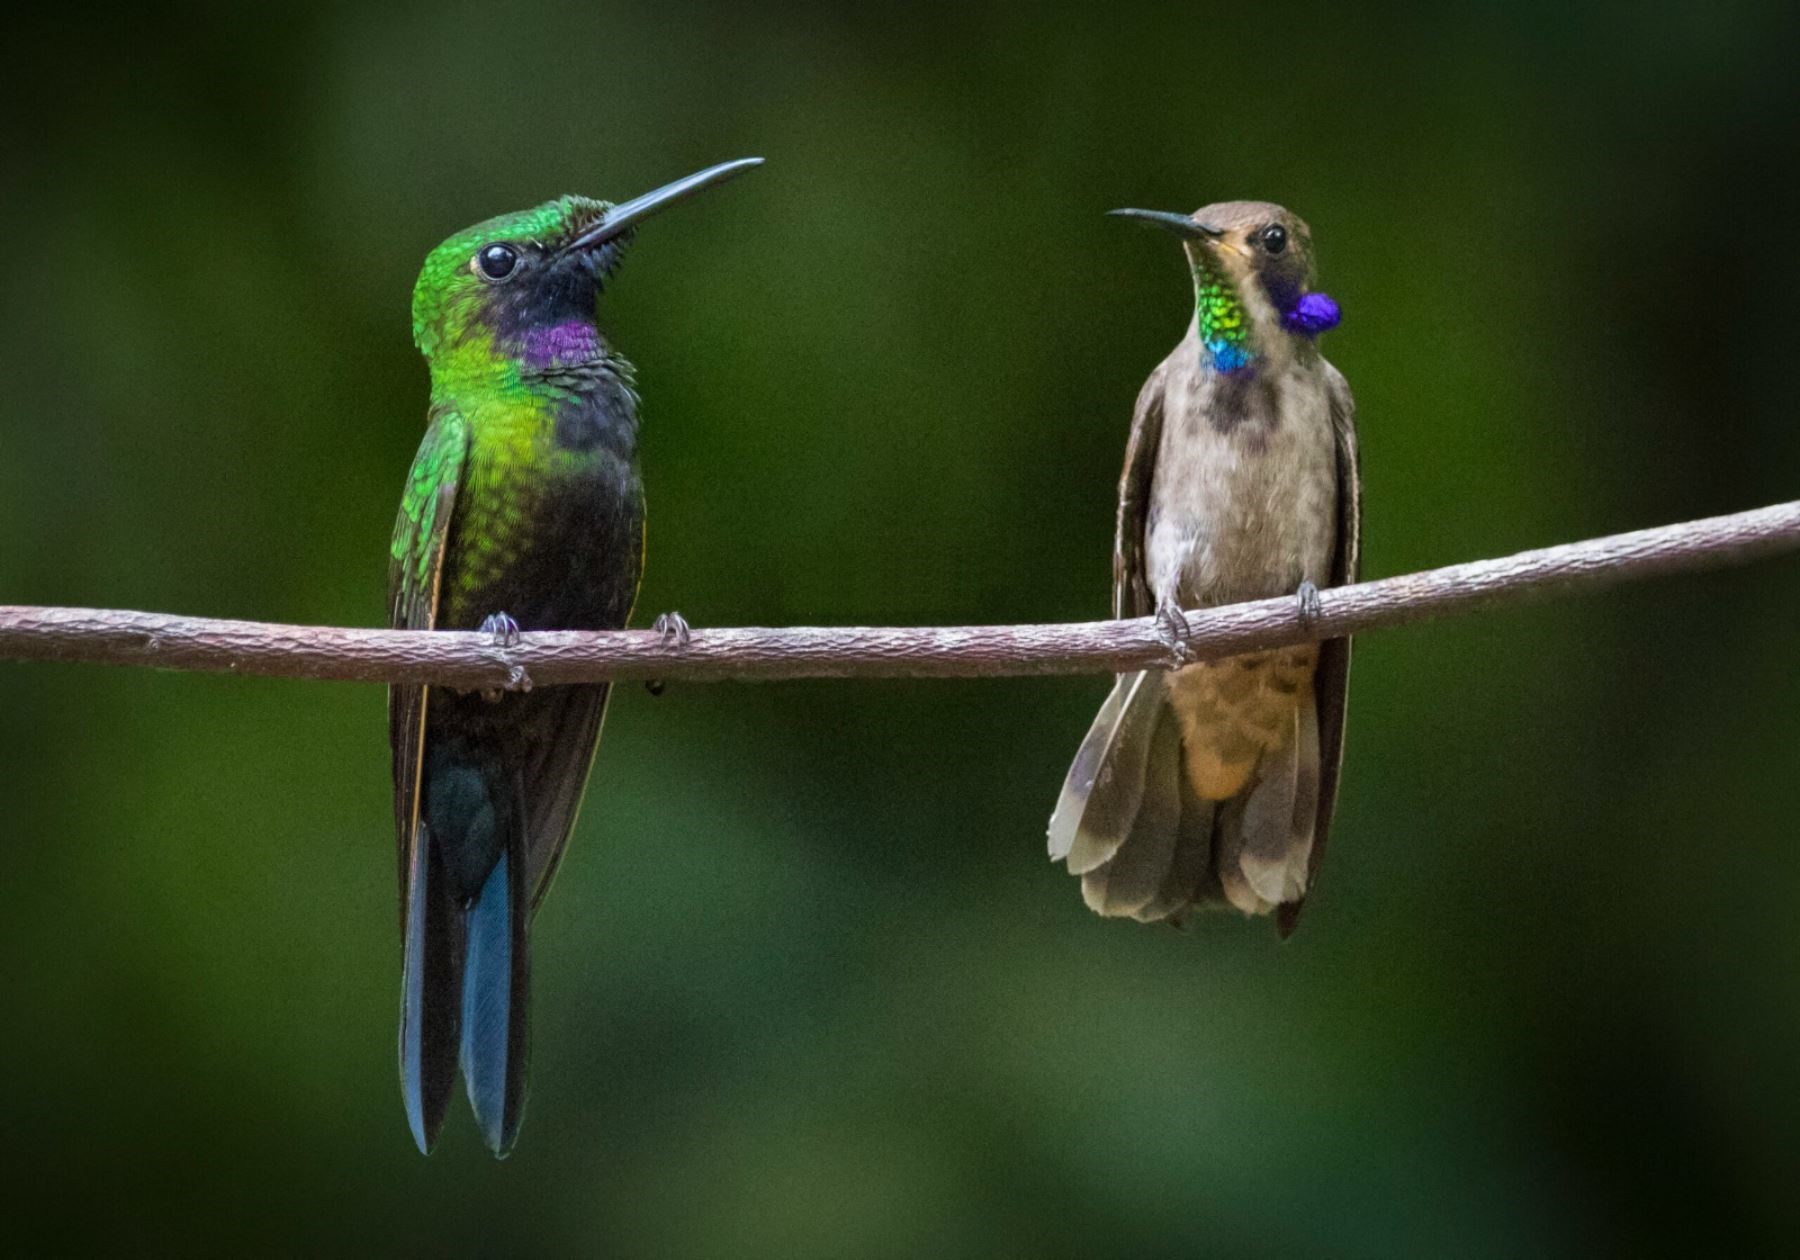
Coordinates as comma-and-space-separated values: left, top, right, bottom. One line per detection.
1283, 292, 1341, 336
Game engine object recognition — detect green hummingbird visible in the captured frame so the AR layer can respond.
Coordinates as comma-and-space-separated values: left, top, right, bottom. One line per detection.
1048, 200, 1359, 933
389, 157, 761, 1156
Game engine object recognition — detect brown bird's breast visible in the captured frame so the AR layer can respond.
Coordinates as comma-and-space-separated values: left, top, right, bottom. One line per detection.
1144, 349, 1339, 610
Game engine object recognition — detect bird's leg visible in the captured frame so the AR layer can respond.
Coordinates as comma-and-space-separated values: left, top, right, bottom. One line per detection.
645, 611, 692, 697
1294, 580, 1323, 632
1153, 595, 1193, 666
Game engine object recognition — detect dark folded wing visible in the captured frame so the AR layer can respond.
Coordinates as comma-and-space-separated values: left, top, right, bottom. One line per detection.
519, 682, 613, 911
387, 407, 469, 926
1112, 367, 1168, 619
1280, 364, 1360, 935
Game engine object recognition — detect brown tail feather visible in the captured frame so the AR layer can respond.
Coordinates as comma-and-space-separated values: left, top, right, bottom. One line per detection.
1052, 670, 1323, 928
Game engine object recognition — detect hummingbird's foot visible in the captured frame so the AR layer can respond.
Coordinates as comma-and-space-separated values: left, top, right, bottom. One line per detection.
1153, 597, 1194, 665
1294, 581, 1323, 632
480, 611, 523, 649
477, 612, 527, 702
652, 611, 692, 648
645, 611, 692, 697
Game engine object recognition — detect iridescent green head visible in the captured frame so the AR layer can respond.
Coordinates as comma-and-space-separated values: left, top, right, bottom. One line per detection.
1109, 200, 1338, 374
410, 158, 763, 380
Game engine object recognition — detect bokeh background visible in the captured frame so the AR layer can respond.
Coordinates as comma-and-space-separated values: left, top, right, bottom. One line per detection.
4, 1, 1799, 1254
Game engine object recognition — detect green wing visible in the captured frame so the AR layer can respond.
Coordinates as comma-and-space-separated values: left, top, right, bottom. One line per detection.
387, 407, 469, 922
389, 406, 469, 631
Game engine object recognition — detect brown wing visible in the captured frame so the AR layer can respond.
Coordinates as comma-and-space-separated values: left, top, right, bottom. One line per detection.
1112, 366, 1169, 619
1279, 364, 1360, 937
387, 407, 469, 929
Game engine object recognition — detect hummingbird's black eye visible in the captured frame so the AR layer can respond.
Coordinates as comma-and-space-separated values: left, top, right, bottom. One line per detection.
475, 243, 520, 281
1260, 224, 1288, 255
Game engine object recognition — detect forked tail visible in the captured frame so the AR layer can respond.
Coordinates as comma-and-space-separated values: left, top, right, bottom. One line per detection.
400, 762, 531, 1156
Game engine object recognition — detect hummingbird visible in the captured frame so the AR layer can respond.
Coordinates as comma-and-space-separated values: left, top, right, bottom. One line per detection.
389, 157, 761, 1156
1047, 200, 1359, 934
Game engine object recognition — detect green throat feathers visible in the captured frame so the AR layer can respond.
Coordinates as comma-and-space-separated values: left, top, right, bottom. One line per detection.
1192, 256, 1257, 374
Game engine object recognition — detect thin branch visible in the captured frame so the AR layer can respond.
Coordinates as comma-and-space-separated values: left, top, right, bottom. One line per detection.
2, 500, 1797, 689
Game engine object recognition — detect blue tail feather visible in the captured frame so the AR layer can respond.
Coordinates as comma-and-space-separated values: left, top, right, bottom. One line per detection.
460, 850, 528, 1155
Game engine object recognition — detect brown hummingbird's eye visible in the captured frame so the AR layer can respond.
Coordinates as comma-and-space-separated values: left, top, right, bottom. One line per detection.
474, 243, 520, 281
1260, 224, 1288, 255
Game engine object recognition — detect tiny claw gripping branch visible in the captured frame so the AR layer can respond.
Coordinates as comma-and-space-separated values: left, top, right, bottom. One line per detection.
1153, 597, 1194, 666
652, 611, 692, 648
480, 612, 522, 648
645, 611, 692, 697
1295, 580, 1323, 631
477, 611, 530, 699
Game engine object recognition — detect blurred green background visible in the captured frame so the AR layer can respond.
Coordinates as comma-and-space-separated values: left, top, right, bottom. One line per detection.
4, 1, 1799, 1254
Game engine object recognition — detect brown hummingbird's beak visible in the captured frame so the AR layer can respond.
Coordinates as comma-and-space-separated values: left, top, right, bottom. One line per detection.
1107, 208, 1224, 241
563, 157, 765, 254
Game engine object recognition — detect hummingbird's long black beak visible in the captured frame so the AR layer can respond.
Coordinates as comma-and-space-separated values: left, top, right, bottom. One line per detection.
564, 157, 764, 254
1107, 208, 1224, 241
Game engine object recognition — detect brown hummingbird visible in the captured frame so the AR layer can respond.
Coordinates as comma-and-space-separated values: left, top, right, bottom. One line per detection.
1047, 200, 1359, 934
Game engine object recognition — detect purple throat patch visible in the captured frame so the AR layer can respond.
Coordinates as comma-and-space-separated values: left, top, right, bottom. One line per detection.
522, 321, 601, 369
1282, 292, 1341, 337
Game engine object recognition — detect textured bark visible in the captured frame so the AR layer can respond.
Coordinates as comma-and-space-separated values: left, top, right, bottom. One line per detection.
2, 500, 1797, 689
